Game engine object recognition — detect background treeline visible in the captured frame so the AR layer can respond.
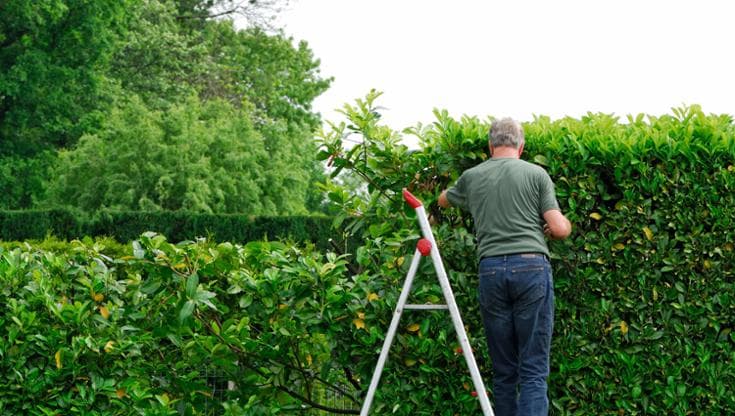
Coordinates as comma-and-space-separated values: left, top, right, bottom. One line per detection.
1, 0, 330, 216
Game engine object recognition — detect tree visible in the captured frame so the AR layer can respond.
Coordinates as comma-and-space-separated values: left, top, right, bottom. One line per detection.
0, 0, 130, 154
0, 152, 56, 209
103, 4, 331, 215
0, 0, 130, 209
44, 96, 276, 214
106, 0, 204, 110
174, 0, 291, 30
107, 1, 329, 122
197, 22, 331, 127
195, 22, 332, 214
3, 0, 331, 213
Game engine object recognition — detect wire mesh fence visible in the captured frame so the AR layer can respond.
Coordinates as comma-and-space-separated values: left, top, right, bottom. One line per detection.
306, 383, 361, 415
198, 366, 360, 415
200, 366, 234, 414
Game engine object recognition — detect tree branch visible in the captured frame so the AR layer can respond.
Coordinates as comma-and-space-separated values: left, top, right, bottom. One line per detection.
195, 311, 360, 413
342, 365, 363, 393
330, 239, 361, 276
176, 7, 239, 20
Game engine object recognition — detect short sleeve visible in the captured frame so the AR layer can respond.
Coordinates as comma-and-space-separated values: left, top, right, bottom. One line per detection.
446, 174, 469, 211
539, 170, 560, 214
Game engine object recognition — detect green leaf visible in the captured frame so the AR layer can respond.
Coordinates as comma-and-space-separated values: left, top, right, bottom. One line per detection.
195, 290, 217, 310
186, 274, 199, 299
316, 150, 331, 161
179, 300, 195, 322
140, 277, 161, 295
533, 154, 549, 166
132, 241, 145, 259
239, 294, 253, 308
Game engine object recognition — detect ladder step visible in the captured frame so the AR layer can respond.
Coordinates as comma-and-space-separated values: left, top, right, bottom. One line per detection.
403, 304, 449, 310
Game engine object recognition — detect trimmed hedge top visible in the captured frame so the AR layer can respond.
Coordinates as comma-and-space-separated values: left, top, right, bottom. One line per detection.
0, 210, 334, 248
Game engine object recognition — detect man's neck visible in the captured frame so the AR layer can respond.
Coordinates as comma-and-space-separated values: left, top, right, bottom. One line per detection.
491, 146, 520, 159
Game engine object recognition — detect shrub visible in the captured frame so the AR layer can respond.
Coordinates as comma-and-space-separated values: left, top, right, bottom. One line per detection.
0, 210, 334, 250
316, 93, 735, 414
2, 96, 734, 415
0, 234, 360, 415
0, 208, 80, 240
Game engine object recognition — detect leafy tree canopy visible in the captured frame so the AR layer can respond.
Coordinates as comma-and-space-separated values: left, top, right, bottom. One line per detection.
1, 0, 331, 213
0, 0, 130, 155
45, 95, 280, 214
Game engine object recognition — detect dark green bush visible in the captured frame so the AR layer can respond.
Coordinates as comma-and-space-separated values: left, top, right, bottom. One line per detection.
0, 209, 80, 240
0, 210, 334, 249
87, 211, 334, 249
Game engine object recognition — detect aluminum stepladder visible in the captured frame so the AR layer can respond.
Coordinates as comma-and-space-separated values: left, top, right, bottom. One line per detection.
360, 189, 495, 416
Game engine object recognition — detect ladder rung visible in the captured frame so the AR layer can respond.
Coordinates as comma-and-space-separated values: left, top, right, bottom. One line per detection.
403, 304, 449, 310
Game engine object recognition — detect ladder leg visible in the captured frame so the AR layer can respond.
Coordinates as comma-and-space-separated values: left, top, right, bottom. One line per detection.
360, 249, 423, 416
417, 210, 495, 416
431, 249, 494, 415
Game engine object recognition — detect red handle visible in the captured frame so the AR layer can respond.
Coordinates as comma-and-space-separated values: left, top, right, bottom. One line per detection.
402, 188, 422, 208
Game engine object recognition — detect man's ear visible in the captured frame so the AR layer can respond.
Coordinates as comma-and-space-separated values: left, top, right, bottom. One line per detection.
489, 144, 494, 157
518, 143, 525, 157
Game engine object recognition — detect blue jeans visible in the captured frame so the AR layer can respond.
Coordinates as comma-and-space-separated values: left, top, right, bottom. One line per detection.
478, 254, 554, 416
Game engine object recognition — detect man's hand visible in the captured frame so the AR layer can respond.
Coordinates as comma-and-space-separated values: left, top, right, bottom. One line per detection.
438, 190, 451, 208
543, 223, 552, 236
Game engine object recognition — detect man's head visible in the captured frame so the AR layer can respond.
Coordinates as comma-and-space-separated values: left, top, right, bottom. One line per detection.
489, 117, 524, 158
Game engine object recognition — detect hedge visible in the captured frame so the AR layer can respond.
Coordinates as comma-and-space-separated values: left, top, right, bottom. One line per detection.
0, 209, 80, 241
0, 235, 360, 415
0, 210, 334, 249
314, 99, 735, 414
1, 102, 734, 415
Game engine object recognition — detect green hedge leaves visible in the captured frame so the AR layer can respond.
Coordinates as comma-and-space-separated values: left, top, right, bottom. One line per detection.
0, 235, 362, 415
2, 100, 734, 415
316, 98, 735, 414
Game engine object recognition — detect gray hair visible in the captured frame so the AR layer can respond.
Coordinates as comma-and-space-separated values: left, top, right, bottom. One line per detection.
489, 117, 524, 148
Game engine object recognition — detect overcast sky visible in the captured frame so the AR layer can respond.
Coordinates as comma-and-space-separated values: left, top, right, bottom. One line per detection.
276, 0, 735, 131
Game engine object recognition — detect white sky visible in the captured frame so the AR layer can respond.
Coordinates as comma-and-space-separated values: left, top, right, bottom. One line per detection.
276, 0, 735, 131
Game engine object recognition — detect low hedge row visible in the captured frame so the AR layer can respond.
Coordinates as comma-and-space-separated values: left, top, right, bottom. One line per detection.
0, 234, 362, 415
0, 210, 334, 248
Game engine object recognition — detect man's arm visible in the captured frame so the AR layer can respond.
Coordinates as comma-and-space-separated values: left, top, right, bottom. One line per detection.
438, 190, 451, 208
543, 209, 572, 240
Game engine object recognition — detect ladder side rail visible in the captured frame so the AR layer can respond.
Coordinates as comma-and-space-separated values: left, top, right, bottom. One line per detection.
414, 204, 495, 416
360, 248, 423, 416
360, 189, 495, 415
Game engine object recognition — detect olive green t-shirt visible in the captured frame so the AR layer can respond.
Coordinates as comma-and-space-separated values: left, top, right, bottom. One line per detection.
446, 158, 560, 259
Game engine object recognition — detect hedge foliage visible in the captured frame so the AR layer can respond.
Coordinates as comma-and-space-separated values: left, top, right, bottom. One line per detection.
1, 97, 734, 415
0, 210, 333, 249
0, 234, 360, 415
316, 95, 735, 414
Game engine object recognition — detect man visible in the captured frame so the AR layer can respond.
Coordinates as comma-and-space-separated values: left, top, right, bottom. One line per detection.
438, 117, 571, 416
